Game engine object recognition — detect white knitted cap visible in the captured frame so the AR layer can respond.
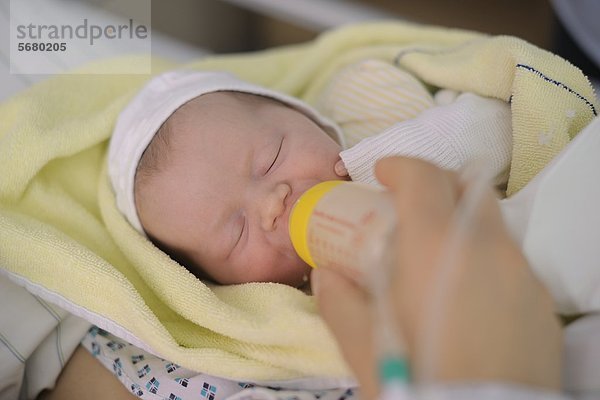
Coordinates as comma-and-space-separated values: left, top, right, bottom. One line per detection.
108, 70, 343, 235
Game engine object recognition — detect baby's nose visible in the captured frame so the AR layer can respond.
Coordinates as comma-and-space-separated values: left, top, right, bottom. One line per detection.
260, 183, 291, 232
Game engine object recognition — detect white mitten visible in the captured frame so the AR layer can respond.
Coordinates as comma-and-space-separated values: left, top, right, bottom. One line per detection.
341, 92, 512, 186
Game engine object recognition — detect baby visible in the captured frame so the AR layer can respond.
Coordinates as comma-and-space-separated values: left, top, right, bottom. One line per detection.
109, 62, 512, 288
109, 70, 352, 288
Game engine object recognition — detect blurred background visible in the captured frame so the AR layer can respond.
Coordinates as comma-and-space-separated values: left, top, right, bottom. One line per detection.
148, 0, 558, 51
144, 0, 599, 83
1, 0, 599, 100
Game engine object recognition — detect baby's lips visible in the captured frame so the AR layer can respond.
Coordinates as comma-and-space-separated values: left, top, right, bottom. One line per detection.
278, 191, 294, 237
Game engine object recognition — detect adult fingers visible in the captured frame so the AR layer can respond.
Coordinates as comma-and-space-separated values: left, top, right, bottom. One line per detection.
374, 157, 460, 340
374, 157, 459, 228
311, 268, 379, 399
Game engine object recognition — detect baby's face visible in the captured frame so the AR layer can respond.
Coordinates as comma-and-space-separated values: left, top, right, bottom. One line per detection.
137, 92, 346, 286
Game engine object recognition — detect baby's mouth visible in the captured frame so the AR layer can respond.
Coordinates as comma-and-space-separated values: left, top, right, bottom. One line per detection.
279, 193, 293, 238
280, 186, 306, 250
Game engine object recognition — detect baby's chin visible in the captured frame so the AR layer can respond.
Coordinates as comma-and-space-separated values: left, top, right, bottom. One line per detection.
270, 256, 313, 288
211, 252, 310, 286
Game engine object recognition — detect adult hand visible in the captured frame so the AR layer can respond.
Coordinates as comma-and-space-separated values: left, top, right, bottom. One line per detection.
312, 157, 562, 400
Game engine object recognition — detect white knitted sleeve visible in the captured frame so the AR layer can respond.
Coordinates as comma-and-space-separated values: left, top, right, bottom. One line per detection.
340, 93, 512, 186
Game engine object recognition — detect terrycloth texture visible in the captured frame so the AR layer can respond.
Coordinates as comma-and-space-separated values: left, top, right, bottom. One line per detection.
385, 39, 599, 195
313, 44, 598, 195
0, 21, 598, 383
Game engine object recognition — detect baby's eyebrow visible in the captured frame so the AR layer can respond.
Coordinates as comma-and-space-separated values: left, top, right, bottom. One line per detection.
265, 138, 283, 174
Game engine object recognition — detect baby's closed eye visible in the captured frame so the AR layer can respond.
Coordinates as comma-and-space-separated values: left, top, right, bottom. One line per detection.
264, 138, 284, 175
227, 213, 246, 260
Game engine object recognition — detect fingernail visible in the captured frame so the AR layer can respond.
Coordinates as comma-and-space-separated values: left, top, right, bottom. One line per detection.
335, 161, 347, 177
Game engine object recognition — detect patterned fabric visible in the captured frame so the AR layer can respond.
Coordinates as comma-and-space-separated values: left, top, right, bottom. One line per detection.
81, 327, 358, 400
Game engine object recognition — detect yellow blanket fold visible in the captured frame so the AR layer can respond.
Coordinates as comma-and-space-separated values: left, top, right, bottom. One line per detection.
0, 21, 597, 381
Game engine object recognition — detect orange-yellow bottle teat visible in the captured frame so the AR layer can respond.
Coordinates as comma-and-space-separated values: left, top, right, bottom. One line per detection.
289, 180, 345, 268
289, 180, 396, 279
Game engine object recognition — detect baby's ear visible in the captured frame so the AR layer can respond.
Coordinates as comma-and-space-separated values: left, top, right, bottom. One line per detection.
334, 158, 348, 177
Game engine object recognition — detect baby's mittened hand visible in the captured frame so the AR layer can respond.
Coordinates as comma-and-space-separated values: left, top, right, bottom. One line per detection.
334, 158, 348, 178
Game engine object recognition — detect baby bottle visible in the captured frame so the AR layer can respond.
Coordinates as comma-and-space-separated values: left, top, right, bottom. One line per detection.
289, 181, 397, 282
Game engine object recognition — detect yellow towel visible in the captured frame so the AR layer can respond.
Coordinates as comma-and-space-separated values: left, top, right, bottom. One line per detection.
0, 21, 597, 382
